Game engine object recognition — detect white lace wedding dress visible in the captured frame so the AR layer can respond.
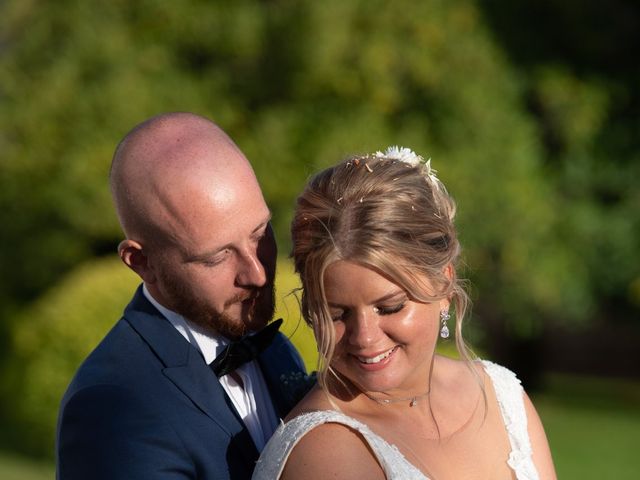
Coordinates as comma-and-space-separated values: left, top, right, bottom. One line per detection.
252, 361, 540, 480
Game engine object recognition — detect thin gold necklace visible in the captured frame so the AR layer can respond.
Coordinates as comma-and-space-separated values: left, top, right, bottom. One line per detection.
362, 389, 430, 407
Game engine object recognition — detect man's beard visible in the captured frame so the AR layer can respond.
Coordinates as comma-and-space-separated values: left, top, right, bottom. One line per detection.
158, 273, 275, 339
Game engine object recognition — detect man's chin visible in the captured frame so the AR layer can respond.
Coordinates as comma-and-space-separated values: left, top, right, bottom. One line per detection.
215, 304, 272, 339
237, 307, 271, 333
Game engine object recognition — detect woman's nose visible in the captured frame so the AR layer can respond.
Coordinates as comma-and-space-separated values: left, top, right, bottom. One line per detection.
347, 311, 381, 348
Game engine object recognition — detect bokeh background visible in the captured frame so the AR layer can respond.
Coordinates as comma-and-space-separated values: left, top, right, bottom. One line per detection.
1, 0, 638, 478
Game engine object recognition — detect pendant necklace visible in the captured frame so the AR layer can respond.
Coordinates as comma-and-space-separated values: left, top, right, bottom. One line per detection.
362, 389, 430, 407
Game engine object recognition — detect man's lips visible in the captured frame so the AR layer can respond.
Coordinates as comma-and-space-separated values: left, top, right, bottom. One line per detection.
225, 292, 257, 308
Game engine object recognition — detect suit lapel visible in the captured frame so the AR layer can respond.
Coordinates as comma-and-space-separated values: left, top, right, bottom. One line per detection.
123, 286, 259, 463
162, 354, 259, 463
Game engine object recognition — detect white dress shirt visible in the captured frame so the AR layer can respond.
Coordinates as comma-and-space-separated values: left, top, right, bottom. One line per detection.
142, 285, 279, 451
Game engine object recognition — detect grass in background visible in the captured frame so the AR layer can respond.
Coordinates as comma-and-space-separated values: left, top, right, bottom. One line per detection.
534, 374, 640, 480
0, 452, 52, 480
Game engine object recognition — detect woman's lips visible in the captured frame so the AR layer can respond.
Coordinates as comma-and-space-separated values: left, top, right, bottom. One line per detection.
355, 346, 399, 365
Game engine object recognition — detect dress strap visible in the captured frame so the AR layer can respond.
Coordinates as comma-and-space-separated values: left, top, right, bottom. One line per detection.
482, 360, 540, 480
252, 410, 427, 479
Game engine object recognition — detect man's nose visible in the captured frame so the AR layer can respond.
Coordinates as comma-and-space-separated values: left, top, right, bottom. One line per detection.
236, 249, 267, 287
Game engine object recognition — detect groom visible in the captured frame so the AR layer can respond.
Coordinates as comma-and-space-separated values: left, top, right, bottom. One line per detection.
56, 112, 306, 479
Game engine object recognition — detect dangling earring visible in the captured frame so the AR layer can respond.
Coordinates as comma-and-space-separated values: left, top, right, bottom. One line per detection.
439, 309, 450, 339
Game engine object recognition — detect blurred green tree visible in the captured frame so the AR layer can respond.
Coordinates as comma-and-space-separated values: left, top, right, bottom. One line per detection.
479, 0, 640, 313
0, 0, 569, 323
477, 0, 640, 378
2, 257, 139, 456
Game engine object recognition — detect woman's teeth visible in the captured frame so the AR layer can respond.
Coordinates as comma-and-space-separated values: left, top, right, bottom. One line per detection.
358, 346, 397, 364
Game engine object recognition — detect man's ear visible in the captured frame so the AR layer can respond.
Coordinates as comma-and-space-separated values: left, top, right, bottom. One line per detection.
118, 239, 157, 284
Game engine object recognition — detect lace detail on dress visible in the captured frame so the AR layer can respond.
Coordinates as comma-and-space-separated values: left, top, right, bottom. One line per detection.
482, 360, 540, 480
252, 410, 428, 479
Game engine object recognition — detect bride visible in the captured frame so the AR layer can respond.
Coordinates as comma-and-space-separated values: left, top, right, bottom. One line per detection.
253, 147, 557, 479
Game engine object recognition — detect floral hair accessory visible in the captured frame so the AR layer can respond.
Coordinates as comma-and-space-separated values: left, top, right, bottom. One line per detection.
375, 145, 423, 166
375, 145, 441, 191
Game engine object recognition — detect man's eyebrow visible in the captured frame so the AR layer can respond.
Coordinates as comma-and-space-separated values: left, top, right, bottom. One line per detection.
251, 212, 272, 235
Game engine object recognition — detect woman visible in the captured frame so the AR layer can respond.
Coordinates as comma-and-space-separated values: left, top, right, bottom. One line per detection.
253, 147, 556, 479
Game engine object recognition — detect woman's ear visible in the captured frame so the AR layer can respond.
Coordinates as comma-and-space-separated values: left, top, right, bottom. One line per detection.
438, 298, 451, 313
118, 239, 157, 284
439, 263, 454, 311
444, 263, 454, 281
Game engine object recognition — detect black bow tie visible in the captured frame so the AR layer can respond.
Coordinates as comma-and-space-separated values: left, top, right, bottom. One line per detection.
209, 318, 283, 378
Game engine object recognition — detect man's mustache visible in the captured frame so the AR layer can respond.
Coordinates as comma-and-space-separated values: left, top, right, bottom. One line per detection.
224, 288, 263, 308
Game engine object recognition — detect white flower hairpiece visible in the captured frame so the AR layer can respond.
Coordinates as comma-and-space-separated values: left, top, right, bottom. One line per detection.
374, 145, 441, 190
375, 145, 423, 166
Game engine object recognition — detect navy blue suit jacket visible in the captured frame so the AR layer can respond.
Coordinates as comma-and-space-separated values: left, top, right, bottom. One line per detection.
56, 286, 306, 479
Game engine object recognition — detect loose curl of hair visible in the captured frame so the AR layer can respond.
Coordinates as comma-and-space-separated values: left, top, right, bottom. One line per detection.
291, 153, 475, 395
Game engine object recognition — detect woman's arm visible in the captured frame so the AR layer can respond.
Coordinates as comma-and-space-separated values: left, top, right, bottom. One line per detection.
524, 393, 558, 480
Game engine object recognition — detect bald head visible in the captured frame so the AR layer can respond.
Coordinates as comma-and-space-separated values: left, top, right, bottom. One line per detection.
110, 112, 276, 337
110, 112, 260, 247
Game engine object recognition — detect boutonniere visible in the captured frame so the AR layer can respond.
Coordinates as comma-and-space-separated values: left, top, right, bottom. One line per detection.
280, 371, 318, 406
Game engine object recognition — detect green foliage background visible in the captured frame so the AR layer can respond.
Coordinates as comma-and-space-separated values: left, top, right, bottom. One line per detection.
0, 0, 638, 461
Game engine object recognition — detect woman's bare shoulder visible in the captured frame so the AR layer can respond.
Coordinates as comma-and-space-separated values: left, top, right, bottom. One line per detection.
279, 418, 386, 480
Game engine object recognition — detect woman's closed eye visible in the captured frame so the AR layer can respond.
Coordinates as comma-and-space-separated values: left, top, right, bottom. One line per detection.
374, 302, 406, 316
329, 301, 406, 321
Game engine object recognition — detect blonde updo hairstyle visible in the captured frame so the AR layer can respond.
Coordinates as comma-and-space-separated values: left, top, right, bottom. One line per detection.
291, 149, 474, 393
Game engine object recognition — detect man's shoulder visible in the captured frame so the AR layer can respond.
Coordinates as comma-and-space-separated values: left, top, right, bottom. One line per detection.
63, 290, 166, 390
62, 317, 148, 394
70, 287, 178, 382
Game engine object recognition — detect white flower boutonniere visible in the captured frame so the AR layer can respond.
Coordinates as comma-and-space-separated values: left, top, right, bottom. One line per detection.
280, 371, 317, 405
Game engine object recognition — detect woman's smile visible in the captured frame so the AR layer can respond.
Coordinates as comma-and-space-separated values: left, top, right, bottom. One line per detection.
354, 345, 400, 367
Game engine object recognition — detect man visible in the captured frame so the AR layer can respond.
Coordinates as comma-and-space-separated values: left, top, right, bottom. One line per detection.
56, 112, 306, 479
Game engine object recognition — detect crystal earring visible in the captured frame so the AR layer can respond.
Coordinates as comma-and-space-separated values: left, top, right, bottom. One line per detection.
439, 309, 450, 339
